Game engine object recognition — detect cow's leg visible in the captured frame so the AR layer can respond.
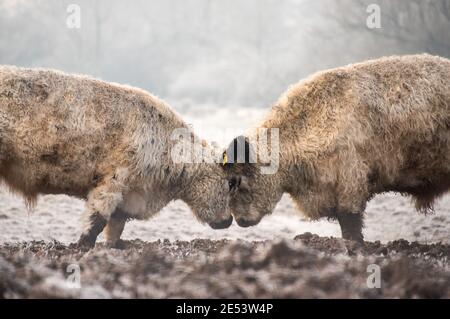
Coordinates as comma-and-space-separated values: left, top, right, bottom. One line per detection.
77, 181, 124, 250
336, 211, 364, 244
104, 209, 128, 249
336, 211, 365, 255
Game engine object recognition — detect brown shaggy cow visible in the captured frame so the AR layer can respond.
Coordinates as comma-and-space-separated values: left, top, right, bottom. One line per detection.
0, 66, 232, 249
223, 54, 450, 244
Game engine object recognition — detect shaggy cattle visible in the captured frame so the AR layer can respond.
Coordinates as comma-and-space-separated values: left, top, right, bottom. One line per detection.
0, 66, 232, 249
224, 54, 450, 244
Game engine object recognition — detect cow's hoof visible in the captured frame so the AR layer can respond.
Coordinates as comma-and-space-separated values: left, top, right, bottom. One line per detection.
345, 240, 364, 256
77, 235, 96, 251
105, 239, 127, 250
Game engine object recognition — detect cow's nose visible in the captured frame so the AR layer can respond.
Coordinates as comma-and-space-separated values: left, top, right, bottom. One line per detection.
209, 215, 233, 229
236, 218, 258, 228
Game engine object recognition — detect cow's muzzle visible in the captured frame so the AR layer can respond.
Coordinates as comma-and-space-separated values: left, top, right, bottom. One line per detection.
209, 215, 233, 229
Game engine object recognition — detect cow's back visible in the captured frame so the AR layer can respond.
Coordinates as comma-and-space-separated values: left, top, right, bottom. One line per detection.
262, 54, 450, 215
0, 66, 176, 200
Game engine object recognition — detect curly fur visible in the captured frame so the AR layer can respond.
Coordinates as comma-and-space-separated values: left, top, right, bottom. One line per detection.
225, 54, 450, 238
0, 65, 230, 247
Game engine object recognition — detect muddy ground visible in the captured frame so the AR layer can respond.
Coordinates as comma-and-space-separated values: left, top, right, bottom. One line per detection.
1, 234, 449, 298
1, 188, 450, 299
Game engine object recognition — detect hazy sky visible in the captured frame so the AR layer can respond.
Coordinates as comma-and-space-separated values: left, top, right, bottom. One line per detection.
1, 0, 449, 111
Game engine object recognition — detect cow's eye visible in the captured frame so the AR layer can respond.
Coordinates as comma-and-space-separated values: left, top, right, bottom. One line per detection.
228, 177, 240, 191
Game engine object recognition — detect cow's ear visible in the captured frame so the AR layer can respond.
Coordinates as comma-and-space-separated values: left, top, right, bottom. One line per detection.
222, 136, 257, 175
220, 150, 232, 171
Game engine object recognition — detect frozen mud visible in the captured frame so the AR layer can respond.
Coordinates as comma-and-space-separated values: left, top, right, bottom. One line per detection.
0, 236, 449, 298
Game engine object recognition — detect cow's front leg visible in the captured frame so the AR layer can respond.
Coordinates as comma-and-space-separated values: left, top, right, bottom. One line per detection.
336, 211, 365, 244
104, 209, 128, 249
77, 181, 123, 250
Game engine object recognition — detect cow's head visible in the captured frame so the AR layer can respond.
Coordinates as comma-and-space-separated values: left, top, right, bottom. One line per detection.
222, 136, 283, 227
184, 163, 233, 229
